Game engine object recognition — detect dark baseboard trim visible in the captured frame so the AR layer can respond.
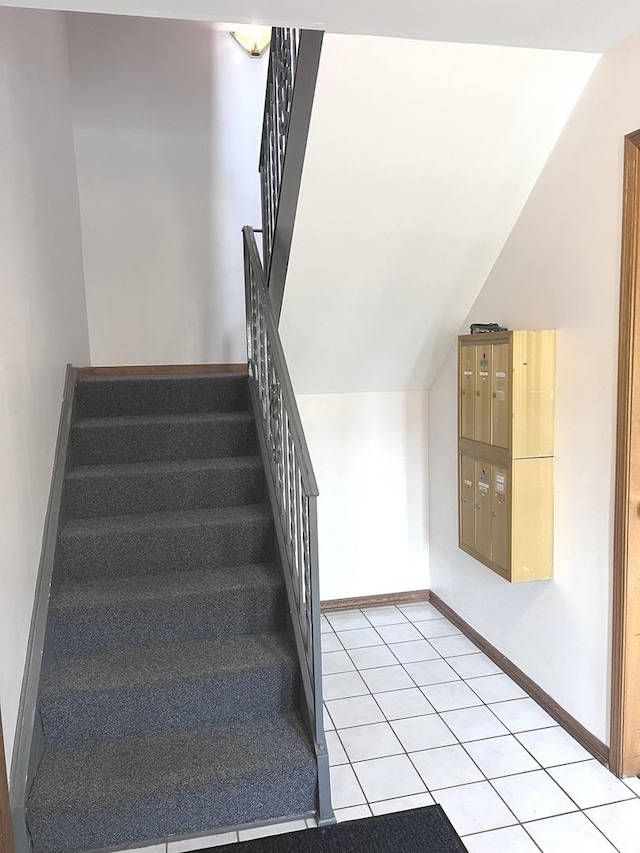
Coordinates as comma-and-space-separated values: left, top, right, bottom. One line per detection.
77, 364, 247, 377
429, 591, 610, 768
322, 590, 431, 611
10, 365, 78, 853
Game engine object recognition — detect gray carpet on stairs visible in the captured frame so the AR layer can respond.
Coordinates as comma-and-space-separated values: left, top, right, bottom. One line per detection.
26, 372, 316, 853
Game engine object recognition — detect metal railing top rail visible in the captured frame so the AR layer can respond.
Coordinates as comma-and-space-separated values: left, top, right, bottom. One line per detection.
242, 225, 318, 498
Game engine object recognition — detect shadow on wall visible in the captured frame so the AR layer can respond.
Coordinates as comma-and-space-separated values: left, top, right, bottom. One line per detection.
297, 390, 430, 601
66, 15, 267, 366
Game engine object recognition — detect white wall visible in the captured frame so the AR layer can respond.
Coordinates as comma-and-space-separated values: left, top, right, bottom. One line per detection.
66, 14, 267, 366
0, 7, 90, 768
297, 392, 429, 600
281, 34, 598, 395
428, 30, 640, 745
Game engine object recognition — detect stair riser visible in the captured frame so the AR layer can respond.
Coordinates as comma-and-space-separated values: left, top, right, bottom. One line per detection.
27, 765, 316, 853
60, 519, 274, 579
41, 667, 299, 747
76, 375, 249, 418
72, 418, 257, 465
50, 587, 286, 658
65, 464, 264, 518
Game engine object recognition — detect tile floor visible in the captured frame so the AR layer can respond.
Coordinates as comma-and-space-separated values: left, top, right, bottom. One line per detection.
141, 599, 640, 852
320, 600, 640, 852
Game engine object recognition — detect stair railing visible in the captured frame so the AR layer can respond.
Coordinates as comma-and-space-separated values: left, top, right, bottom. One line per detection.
259, 27, 323, 318
242, 225, 333, 827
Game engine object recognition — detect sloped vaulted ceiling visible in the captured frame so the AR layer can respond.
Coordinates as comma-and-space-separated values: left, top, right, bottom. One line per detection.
279, 35, 599, 394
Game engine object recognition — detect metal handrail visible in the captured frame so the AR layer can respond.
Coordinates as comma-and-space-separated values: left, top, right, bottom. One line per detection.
243, 226, 318, 497
243, 225, 333, 826
259, 27, 300, 278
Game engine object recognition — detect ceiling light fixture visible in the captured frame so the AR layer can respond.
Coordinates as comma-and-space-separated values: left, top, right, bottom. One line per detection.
230, 26, 271, 58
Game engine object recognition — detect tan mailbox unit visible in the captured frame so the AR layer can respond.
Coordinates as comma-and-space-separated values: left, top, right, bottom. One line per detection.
458, 330, 555, 582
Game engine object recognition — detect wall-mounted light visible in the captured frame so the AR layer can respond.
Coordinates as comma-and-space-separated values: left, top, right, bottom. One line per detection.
230, 26, 271, 58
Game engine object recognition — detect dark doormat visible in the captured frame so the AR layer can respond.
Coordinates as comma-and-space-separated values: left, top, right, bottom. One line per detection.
208, 807, 468, 852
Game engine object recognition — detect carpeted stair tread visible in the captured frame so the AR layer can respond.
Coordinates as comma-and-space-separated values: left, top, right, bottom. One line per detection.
76, 372, 249, 418
26, 713, 316, 853
49, 564, 285, 658
74, 410, 254, 431
65, 455, 264, 517
52, 563, 280, 611
40, 633, 299, 745
66, 454, 262, 481
59, 504, 274, 579
61, 503, 272, 538
43, 632, 295, 697
71, 411, 257, 465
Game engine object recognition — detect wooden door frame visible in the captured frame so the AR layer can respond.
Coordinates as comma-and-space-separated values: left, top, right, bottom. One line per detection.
612, 129, 640, 777
0, 709, 14, 853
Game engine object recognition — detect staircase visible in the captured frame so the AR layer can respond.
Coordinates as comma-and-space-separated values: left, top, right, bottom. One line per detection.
26, 372, 317, 853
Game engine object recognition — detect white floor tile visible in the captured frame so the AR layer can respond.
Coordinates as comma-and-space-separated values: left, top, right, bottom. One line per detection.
323, 704, 335, 731
375, 623, 423, 644
464, 735, 540, 779
347, 645, 398, 670
337, 628, 382, 649
623, 774, 640, 796
585, 798, 640, 852
362, 607, 408, 627
525, 811, 617, 852
398, 602, 442, 621
429, 635, 480, 658
434, 781, 517, 836
322, 671, 369, 701
549, 759, 636, 809
238, 820, 307, 840
321, 651, 355, 675
415, 619, 462, 639
320, 615, 332, 633
326, 730, 348, 766
353, 754, 427, 802
463, 826, 539, 852
326, 611, 371, 631
337, 721, 404, 763
440, 706, 509, 742
326, 695, 385, 729
404, 658, 460, 686
373, 687, 435, 720
359, 665, 414, 693
334, 805, 372, 822
388, 639, 441, 663
391, 714, 457, 751
169, 833, 237, 851
329, 764, 367, 808
467, 673, 527, 704
321, 632, 342, 653
448, 653, 502, 679
489, 698, 556, 733
421, 681, 484, 712
127, 844, 165, 853
516, 727, 593, 767
369, 792, 435, 815
492, 770, 578, 822
411, 744, 484, 790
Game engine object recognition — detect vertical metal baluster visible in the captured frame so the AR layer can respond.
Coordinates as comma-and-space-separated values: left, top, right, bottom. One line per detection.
287, 428, 296, 569
295, 467, 307, 648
